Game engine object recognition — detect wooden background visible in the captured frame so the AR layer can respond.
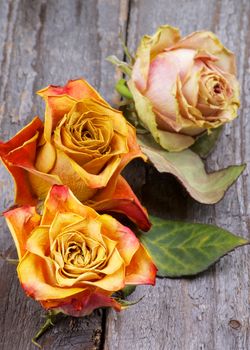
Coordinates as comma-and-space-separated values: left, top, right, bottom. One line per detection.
0, 0, 250, 349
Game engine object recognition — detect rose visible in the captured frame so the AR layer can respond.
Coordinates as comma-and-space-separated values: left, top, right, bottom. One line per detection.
4, 185, 156, 316
0, 79, 150, 230
128, 25, 240, 151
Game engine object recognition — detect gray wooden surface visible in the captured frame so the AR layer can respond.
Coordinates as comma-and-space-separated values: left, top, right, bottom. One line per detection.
0, 1, 249, 349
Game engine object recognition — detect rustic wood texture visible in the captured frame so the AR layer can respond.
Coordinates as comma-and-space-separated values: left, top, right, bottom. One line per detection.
0, 0, 250, 349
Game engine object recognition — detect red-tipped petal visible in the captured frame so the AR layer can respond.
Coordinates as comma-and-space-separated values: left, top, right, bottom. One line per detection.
0, 117, 43, 204
37, 79, 105, 102
92, 175, 151, 231
125, 244, 157, 286
2, 159, 37, 205
3, 206, 41, 259
53, 291, 121, 317
41, 185, 97, 225
0, 117, 43, 156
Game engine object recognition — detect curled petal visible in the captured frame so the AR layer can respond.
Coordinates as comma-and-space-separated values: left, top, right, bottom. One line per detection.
37, 79, 106, 104
133, 25, 180, 92
3, 206, 41, 259
128, 80, 194, 151
41, 185, 98, 225
99, 214, 140, 265
52, 290, 121, 317
2, 161, 37, 205
174, 31, 236, 75
119, 122, 147, 169
25, 226, 50, 258
0, 117, 43, 156
0, 117, 43, 204
37, 79, 110, 142
50, 149, 121, 200
125, 244, 157, 286
41, 95, 77, 142
145, 49, 196, 119
91, 175, 151, 231
18, 253, 83, 300
83, 263, 125, 291
1, 123, 62, 202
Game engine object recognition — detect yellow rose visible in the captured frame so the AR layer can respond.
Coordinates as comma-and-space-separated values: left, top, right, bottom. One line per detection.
0, 79, 150, 230
129, 25, 240, 151
4, 185, 156, 316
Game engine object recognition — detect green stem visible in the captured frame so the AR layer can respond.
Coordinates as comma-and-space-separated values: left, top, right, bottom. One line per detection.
115, 79, 133, 99
32, 318, 53, 348
32, 310, 63, 348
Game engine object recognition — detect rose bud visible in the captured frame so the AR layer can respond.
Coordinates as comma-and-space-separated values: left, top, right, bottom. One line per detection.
4, 185, 156, 316
128, 25, 240, 151
0, 79, 150, 231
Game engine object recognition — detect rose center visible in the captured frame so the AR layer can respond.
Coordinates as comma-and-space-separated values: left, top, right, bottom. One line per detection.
81, 129, 92, 139
65, 242, 87, 266
213, 83, 222, 94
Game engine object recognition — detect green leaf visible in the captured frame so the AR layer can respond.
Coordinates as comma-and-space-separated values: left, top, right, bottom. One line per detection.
138, 133, 245, 204
113, 296, 144, 309
106, 55, 132, 77
191, 126, 223, 158
139, 216, 248, 277
115, 79, 133, 99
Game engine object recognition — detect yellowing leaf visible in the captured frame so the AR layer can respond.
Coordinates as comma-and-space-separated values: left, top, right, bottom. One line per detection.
139, 216, 248, 277
138, 133, 245, 204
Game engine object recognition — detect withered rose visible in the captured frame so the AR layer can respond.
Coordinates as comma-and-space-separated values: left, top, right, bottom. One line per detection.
129, 25, 240, 151
4, 185, 156, 316
0, 79, 149, 230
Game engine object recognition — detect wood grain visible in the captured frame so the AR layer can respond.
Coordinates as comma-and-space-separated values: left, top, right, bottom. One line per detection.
0, 1, 129, 349
1, 0, 250, 349
105, 0, 250, 349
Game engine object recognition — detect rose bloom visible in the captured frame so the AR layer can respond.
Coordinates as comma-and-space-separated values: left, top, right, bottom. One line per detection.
0, 79, 149, 230
129, 25, 240, 151
4, 185, 156, 316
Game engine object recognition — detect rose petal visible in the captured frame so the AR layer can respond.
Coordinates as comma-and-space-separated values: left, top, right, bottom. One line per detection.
1, 160, 37, 205
37, 79, 113, 142
133, 25, 180, 92
128, 80, 195, 151
55, 290, 121, 316
125, 244, 157, 285
99, 214, 140, 265
91, 175, 151, 231
25, 226, 50, 258
83, 263, 125, 291
182, 60, 203, 106
37, 79, 105, 103
145, 49, 196, 121
0, 117, 43, 155
50, 149, 121, 201
42, 95, 77, 142
35, 141, 56, 173
18, 253, 83, 300
41, 185, 97, 226
174, 31, 236, 75
0, 117, 44, 204
3, 206, 41, 259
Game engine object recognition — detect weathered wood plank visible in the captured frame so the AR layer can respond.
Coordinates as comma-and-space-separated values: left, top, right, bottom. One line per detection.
105, 0, 250, 349
0, 1, 129, 349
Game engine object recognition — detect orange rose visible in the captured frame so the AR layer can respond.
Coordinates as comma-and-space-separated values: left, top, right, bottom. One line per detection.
0, 79, 150, 230
4, 185, 156, 316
